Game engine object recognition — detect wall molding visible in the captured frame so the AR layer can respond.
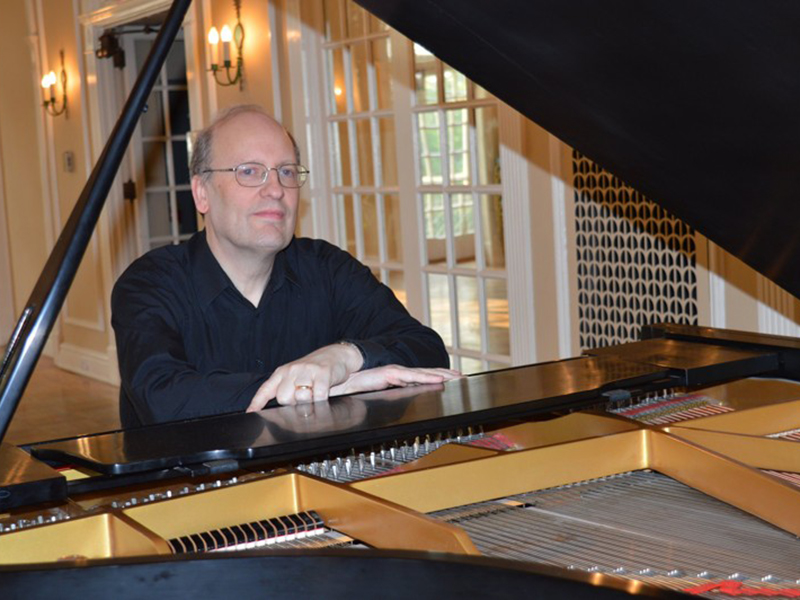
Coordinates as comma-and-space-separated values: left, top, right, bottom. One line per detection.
549, 135, 575, 359
707, 240, 727, 329
54, 342, 120, 385
499, 106, 536, 365
757, 274, 800, 337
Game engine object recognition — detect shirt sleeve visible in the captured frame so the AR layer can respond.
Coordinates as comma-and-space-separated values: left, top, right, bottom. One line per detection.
325, 245, 450, 370
111, 260, 267, 426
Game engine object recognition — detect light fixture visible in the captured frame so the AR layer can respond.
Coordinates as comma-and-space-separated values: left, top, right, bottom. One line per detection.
41, 50, 67, 117
207, 0, 245, 89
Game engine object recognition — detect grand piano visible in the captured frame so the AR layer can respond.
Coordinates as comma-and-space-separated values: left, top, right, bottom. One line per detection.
1, 1, 799, 597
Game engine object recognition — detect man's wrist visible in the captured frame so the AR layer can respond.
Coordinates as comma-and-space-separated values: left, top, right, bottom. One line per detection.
338, 340, 366, 372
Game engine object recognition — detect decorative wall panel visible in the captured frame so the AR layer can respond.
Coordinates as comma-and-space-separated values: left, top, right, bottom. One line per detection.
573, 151, 698, 349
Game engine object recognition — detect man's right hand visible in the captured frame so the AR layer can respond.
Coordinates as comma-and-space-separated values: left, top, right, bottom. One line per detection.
246, 343, 364, 411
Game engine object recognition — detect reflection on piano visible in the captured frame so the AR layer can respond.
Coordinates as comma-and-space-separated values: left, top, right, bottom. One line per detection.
1, 0, 800, 597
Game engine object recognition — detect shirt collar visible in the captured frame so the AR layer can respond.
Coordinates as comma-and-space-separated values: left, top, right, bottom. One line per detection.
189, 232, 301, 309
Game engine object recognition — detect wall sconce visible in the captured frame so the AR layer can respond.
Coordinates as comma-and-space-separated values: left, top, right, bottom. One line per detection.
207, 0, 245, 89
41, 50, 67, 117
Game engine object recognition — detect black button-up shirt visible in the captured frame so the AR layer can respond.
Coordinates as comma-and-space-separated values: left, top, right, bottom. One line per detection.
111, 232, 448, 427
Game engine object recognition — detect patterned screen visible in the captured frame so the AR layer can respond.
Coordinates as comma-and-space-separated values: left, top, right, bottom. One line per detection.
573, 151, 698, 350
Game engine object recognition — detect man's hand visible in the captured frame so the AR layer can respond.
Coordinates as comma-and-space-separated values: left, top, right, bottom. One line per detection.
329, 365, 462, 397
247, 343, 363, 411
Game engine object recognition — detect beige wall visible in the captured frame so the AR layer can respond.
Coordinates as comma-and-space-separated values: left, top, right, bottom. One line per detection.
0, 0, 49, 321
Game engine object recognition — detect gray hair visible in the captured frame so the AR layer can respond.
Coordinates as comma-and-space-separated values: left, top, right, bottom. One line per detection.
190, 104, 302, 181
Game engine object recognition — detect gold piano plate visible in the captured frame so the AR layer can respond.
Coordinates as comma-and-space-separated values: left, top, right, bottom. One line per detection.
0, 512, 168, 565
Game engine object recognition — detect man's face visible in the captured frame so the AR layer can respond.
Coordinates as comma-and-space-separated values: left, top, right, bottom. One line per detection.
192, 112, 300, 260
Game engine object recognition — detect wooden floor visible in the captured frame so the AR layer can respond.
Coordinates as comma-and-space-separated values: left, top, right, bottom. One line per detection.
3, 355, 120, 446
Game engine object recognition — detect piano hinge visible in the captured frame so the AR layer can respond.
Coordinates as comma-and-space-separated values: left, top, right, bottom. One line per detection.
175, 459, 240, 478
122, 179, 137, 202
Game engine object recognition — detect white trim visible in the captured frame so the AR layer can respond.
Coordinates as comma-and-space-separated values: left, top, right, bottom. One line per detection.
80, 0, 173, 27
499, 106, 536, 364
54, 342, 120, 384
184, 1, 206, 131
268, 0, 284, 122
200, 0, 218, 117
60, 0, 109, 335
63, 315, 105, 332
549, 135, 574, 358
757, 274, 800, 337
31, 0, 58, 255
390, 29, 425, 321
693, 232, 711, 327
290, 0, 332, 240
707, 240, 727, 329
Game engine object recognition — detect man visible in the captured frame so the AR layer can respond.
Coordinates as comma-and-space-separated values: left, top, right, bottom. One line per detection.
112, 104, 458, 427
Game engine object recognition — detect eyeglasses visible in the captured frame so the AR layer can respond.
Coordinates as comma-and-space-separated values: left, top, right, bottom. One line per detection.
201, 162, 310, 188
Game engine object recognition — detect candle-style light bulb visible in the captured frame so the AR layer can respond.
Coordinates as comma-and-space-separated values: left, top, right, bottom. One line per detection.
208, 27, 220, 67
220, 25, 232, 65
46, 71, 56, 101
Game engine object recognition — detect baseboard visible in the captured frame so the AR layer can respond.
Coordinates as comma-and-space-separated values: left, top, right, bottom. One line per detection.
54, 343, 120, 386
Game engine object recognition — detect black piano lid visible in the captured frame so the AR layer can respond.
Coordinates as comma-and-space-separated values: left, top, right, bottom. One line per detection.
30, 356, 667, 475
355, 0, 800, 302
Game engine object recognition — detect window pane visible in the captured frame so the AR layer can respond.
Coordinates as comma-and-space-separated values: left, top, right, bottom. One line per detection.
447, 109, 470, 186
329, 48, 347, 115
456, 275, 481, 351
332, 121, 352, 186
473, 82, 491, 100
488, 360, 510, 371
142, 92, 164, 138
168, 91, 191, 135
351, 42, 369, 112
338, 194, 356, 255
362, 194, 379, 261
378, 118, 397, 187
423, 193, 446, 264
346, 1, 366, 37
414, 44, 438, 105
166, 40, 187, 85
476, 106, 500, 185
460, 357, 485, 375
176, 190, 197, 234
453, 193, 476, 267
443, 63, 467, 103
146, 192, 171, 238
172, 141, 190, 185
135, 40, 154, 77
149, 239, 171, 251
143, 142, 167, 186
373, 38, 392, 111
481, 194, 506, 269
486, 278, 510, 356
428, 273, 452, 346
323, 0, 345, 41
417, 112, 442, 185
388, 270, 406, 308
355, 118, 374, 186
385, 193, 402, 262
